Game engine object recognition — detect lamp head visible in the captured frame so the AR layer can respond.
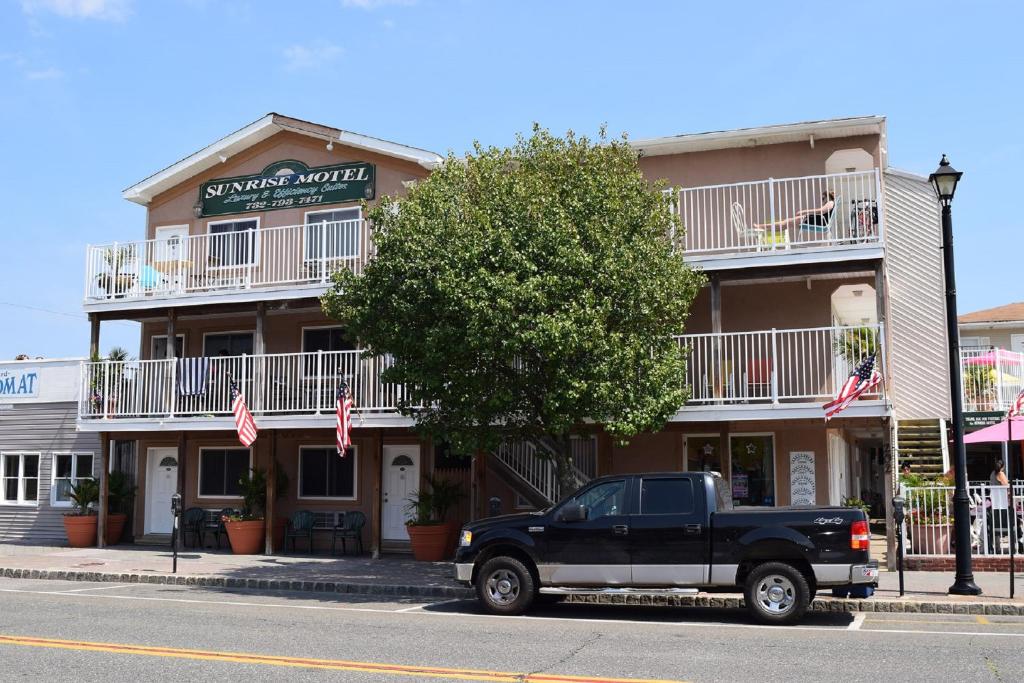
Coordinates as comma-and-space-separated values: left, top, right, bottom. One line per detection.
929, 154, 962, 206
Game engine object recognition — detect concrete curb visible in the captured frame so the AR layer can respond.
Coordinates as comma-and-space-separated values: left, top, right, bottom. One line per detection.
0, 566, 474, 600
5, 567, 1023, 615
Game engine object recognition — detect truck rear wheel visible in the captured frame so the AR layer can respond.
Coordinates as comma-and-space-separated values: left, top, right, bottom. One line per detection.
475, 556, 536, 615
743, 562, 810, 625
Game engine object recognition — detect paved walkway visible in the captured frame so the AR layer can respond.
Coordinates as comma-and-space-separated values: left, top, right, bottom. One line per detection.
2, 543, 1023, 612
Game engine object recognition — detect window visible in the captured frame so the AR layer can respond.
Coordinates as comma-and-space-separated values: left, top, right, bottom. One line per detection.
564, 479, 625, 520
305, 208, 361, 260
686, 435, 722, 473
1, 453, 40, 505
302, 327, 355, 354
198, 449, 250, 497
299, 446, 357, 499
730, 435, 775, 506
208, 219, 257, 267
203, 332, 254, 357
152, 335, 184, 359
960, 336, 991, 349
302, 327, 355, 377
52, 453, 94, 506
639, 478, 694, 515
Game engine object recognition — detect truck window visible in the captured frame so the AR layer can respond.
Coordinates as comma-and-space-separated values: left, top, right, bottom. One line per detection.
567, 480, 625, 519
639, 478, 694, 515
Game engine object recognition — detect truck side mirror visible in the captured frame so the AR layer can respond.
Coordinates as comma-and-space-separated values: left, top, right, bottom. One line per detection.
892, 495, 905, 526
560, 504, 588, 523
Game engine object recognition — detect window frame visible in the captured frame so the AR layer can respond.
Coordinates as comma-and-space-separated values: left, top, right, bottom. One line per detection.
297, 445, 359, 501
1, 451, 42, 507
196, 447, 253, 500
201, 330, 255, 358
683, 433, 724, 475
205, 217, 261, 269
50, 452, 95, 507
303, 207, 362, 262
150, 334, 185, 360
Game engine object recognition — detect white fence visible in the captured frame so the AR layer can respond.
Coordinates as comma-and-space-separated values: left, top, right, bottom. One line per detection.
84, 220, 369, 301
494, 437, 598, 504
674, 169, 882, 255
676, 324, 883, 405
902, 482, 1024, 556
961, 348, 1024, 412
79, 350, 408, 419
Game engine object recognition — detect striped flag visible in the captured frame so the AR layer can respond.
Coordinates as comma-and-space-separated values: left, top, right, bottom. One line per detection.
1009, 388, 1024, 418
229, 380, 258, 447
824, 354, 882, 421
336, 383, 353, 456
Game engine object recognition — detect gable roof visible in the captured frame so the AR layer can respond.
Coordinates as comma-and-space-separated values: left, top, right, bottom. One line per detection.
122, 113, 443, 205
631, 115, 886, 157
959, 302, 1024, 324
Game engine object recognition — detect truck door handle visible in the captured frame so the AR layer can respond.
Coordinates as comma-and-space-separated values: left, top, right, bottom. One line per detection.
612, 524, 629, 536
684, 524, 703, 535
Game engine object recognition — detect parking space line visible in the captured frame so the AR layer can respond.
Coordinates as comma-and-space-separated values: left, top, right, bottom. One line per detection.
847, 613, 866, 631
59, 584, 136, 593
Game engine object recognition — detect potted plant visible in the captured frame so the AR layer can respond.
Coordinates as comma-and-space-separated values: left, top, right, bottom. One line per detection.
105, 470, 137, 545
834, 326, 879, 366
223, 467, 268, 554
405, 475, 466, 562
429, 475, 467, 556
95, 245, 137, 297
63, 478, 99, 548
903, 473, 953, 554
88, 348, 132, 416
962, 364, 995, 412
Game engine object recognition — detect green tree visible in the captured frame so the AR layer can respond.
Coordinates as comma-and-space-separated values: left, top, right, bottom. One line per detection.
323, 125, 704, 495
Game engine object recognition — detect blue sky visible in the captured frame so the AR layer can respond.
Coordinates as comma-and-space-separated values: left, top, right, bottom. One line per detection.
0, 0, 1020, 359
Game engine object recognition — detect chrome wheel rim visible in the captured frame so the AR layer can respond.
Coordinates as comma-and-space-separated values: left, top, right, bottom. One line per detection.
485, 569, 520, 605
755, 574, 796, 615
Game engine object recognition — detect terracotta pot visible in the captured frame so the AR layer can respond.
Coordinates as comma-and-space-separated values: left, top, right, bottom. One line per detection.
64, 515, 97, 548
443, 521, 461, 558
407, 523, 452, 562
225, 519, 266, 555
105, 513, 127, 546
272, 517, 287, 552
910, 522, 952, 555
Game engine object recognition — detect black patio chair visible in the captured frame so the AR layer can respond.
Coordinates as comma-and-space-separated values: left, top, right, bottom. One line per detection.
331, 511, 366, 555
284, 510, 316, 553
181, 507, 208, 548
212, 507, 239, 550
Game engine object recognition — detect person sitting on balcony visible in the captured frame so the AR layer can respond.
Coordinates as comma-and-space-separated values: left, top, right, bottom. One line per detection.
755, 191, 836, 230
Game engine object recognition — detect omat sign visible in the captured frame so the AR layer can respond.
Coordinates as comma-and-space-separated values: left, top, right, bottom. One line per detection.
198, 159, 375, 217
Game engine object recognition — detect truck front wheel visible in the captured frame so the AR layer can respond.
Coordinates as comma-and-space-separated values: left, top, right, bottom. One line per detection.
475, 556, 536, 615
743, 562, 810, 625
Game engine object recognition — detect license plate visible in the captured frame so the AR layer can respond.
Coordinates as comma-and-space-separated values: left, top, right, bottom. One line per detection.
861, 566, 879, 579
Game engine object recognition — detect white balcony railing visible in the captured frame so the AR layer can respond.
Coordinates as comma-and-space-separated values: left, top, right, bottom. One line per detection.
960, 347, 1024, 413
676, 324, 884, 405
79, 349, 408, 420
84, 220, 368, 302
673, 169, 882, 255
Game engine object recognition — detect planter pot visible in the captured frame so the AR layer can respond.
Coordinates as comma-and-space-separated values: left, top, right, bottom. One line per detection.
225, 519, 266, 555
104, 513, 127, 546
407, 523, 451, 562
64, 515, 97, 548
442, 521, 461, 558
272, 517, 287, 553
910, 522, 952, 555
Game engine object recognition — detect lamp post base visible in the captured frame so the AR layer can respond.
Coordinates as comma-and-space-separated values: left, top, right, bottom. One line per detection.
948, 578, 983, 596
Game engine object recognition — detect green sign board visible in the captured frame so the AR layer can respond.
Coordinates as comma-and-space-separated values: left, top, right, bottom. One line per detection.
964, 411, 1003, 431
198, 159, 375, 217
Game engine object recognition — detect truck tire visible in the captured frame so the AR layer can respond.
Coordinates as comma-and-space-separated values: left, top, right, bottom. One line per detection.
475, 556, 536, 615
743, 562, 810, 625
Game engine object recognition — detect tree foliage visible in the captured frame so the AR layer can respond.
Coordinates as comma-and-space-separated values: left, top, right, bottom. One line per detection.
323, 125, 704, 492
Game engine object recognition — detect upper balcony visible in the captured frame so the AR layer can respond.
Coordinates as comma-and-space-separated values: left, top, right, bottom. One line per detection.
83, 219, 368, 312
671, 169, 884, 271
961, 347, 1024, 413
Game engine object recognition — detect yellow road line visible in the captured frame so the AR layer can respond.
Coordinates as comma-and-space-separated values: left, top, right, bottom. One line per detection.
976, 615, 991, 625
0, 634, 685, 683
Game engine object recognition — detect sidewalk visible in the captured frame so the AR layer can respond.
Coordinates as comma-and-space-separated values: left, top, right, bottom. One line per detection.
2, 543, 1023, 614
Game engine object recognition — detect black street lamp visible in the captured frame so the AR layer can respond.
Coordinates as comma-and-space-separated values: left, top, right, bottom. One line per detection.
930, 155, 982, 596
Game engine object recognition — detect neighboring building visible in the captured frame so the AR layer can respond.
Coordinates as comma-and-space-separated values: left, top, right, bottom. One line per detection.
958, 302, 1024, 480
1, 359, 100, 542
78, 114, 951, 556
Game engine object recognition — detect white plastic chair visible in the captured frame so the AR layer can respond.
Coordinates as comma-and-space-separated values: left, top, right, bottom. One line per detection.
730, 202, 763, 250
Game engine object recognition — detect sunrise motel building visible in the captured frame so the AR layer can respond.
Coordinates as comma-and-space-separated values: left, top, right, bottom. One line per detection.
58, 113, 952, 561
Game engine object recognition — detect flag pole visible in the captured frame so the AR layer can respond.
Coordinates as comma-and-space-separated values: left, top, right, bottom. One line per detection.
1009, 414, 1016, 599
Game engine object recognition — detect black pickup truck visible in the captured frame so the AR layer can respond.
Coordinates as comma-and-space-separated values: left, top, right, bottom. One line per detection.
454, 472, 877, 624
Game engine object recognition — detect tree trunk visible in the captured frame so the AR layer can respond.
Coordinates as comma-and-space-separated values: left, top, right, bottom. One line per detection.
534, 435, 578, 502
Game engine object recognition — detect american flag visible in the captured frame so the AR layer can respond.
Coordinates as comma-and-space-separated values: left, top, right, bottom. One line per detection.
336, 383, 353, 456
1009, 388, 1024, 418
229, 380, 258, 447
824, 354, 881, 421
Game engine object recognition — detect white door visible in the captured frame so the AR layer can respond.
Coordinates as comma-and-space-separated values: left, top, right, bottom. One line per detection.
154, 225, 190, 291
827, 434, 849, 506
382, 445, 420, 541
145, 447, 179, 535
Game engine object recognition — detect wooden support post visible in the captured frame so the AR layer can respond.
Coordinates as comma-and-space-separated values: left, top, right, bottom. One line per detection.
265, 432, 276, 555
371, 429, 383, 558
89, 314, 100, 359
177, 431, 187, 512
475, 450, 488, 519
710, 275, 723, 399
254, 302, 265, 413
165, 309, 177, 359
97, 432, 109, 548
719, 423, 730, 480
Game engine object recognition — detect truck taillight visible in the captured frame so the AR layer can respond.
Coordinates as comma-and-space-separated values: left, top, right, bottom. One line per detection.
851, 520, 870, 551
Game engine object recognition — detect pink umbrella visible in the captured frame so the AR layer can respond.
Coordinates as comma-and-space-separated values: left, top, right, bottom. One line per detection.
965, 416, 1024, 443
964, 350, 1024, 366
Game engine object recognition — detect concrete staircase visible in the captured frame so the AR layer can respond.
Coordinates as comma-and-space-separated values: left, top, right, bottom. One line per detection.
896, 418, 947, 477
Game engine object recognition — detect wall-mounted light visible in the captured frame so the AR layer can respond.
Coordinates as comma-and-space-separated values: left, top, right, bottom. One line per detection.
218, 154, 228, 163
326, 139, 334, 151
192, 198, 203, 219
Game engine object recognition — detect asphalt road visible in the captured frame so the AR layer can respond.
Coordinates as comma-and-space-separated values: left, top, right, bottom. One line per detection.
1, 578, 1023, 682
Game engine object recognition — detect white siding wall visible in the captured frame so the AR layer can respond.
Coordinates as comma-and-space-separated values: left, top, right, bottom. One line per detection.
883, 169, 952, 420
0, 402, 100, 542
